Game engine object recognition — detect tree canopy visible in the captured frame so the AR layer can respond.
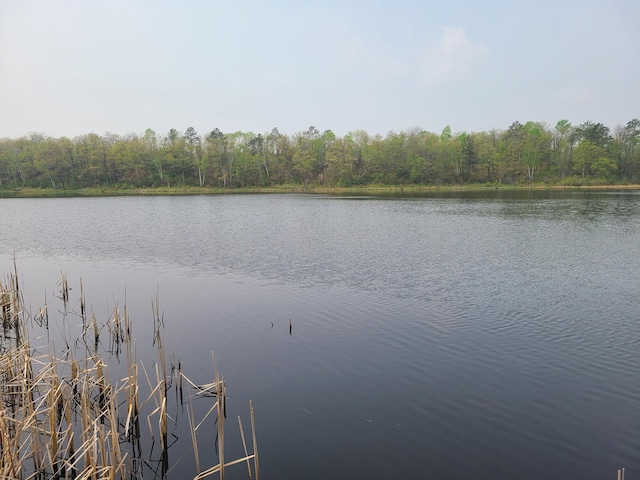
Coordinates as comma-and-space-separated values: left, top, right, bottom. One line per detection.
1, 120, 639, 189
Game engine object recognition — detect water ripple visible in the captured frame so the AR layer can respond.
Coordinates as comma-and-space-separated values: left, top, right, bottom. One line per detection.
1, 192, 639, 480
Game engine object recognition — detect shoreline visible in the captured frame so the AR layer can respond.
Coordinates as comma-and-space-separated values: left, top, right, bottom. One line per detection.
1, 183, 640, 198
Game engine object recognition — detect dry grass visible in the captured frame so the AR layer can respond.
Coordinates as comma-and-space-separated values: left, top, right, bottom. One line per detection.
0, 265, 259, 480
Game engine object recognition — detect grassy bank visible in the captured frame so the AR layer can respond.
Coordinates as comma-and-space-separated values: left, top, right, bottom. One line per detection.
2, 182, 640, 198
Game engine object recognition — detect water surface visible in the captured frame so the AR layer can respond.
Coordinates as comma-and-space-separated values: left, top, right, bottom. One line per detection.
1, 190, 638, 479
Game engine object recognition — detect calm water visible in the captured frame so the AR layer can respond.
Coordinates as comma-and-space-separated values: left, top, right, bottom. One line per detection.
1, 191, 639, 479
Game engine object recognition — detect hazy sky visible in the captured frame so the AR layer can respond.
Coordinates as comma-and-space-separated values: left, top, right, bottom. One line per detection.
1, 0, 638, 139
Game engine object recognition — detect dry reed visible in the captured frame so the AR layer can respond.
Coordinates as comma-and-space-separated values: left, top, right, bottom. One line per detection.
0, 265, 259, 480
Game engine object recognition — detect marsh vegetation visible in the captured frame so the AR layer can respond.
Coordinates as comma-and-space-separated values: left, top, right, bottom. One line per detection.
0, 264, 259, 480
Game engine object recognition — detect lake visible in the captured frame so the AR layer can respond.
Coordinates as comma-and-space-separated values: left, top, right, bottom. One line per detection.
1, 190, 639, 480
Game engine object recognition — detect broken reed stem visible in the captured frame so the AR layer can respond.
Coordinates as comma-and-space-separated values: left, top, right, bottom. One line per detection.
188, 402, 202, 475
212, 351, 225, 480
34, 290, 49, 328
160, 396, 167, 451
47, 360, 60, 478
237, 416, 253, 480
250, 400, 259, 480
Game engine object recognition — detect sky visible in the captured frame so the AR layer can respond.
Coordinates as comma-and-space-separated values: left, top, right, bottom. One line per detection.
1, 0, 639, 139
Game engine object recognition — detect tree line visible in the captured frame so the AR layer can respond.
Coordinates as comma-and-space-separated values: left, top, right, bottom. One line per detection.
0, 119, 639, 190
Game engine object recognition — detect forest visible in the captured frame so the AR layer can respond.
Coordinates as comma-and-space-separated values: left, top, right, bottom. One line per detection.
0, 119, 639, 190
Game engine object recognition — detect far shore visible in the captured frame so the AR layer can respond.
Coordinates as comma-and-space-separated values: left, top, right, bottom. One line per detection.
1, 183, 640, 198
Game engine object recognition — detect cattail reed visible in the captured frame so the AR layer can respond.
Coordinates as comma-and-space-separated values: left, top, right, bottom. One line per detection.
79, 278, 86, 325
59, 271, 69, 313
34, 290, 49, 328
1, 288, 10, 330
92, 314, 99, 354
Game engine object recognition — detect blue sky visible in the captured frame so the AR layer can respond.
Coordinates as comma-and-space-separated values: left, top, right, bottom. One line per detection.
1, 0, 638, 138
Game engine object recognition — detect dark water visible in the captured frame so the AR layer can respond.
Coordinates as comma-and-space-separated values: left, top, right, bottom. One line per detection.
1, 191, 639, 479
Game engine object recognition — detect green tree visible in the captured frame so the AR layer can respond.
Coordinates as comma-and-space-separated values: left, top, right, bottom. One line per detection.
382, 131, 410, 183
163, 129, 190, 185
458, 132, 477, 179
503, 121, 527, 182
612, 119, 640, 180
347, 130, 373, 183
184, 127, 204, 186
439, 126, 452, 181
143, 129, 165, 185
324, 135, 359, 185
474, 130, 503, 182
117, 134, 149, 186
316, 130, 336, 182
521, 121, 549, 181
406, 130, 438, 184
573, 141, 610, 178
265, 127, 282, 180
552, 120, 573, 179
576, 121, 612, 149
204, 128, 228, 186
292, 126, 320, 183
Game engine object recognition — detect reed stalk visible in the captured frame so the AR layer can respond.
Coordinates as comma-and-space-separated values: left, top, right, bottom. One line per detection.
34, 291, 49, 328
188, 401, 202, 475
59, 271, 69, 315
250, 400, 259, 480
237, 415, 253, 480
212, 352, 225, 480
1, 266, 259, 480
92, 314, 99, 355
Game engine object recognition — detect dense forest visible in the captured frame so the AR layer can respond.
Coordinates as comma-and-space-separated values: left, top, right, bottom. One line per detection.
1, 119, 639, 189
